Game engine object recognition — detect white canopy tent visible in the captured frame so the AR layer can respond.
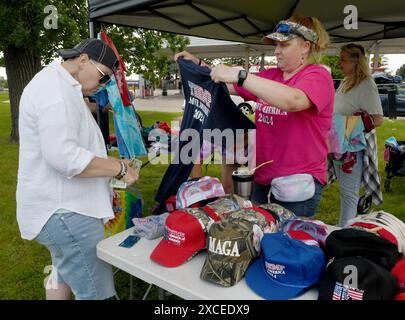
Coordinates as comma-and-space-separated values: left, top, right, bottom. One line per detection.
186, 36, 405, 58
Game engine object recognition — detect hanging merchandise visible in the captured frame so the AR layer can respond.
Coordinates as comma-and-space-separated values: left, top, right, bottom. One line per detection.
105, 187, 143, 237
100, 31, 131, 107
327, 114, 366, 159
97, 32, 147, 158
105, 77, 147, 158
154, 58, 256, 213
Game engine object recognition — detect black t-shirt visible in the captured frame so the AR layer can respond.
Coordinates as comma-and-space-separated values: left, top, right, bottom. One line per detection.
154, 58, 255, 213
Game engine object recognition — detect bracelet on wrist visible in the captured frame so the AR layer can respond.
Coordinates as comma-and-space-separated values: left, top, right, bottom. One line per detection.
115, 161, 127, 179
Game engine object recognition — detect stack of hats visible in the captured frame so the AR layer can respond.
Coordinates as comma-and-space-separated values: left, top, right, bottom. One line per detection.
346, 210, 405, 255
245, 231, 326, 299
318, 228, 401, 300
151, 195, 288, 269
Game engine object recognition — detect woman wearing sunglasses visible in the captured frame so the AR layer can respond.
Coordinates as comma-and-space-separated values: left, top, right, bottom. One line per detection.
175, 16, 334, 217
17, 39, 139, 300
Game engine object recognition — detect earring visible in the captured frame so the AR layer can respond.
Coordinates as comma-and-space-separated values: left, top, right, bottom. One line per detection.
300, 53, 305, 65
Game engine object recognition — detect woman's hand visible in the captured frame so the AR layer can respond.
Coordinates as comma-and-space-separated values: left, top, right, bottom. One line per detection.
174, 51, 199, 65
122, 163, 139, 187
210, 64, 240, 84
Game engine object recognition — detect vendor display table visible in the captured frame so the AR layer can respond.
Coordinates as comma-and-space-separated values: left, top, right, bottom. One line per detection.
97, 225, 339, 300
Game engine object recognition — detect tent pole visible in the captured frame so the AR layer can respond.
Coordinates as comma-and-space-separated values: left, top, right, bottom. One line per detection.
89, 20, 96, 38
373, 43, 380, 74
89, 19, 110, 147
244, 47, 250, 71
260, 53, 265, 71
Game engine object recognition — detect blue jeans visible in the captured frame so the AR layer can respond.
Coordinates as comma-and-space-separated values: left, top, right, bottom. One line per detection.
251, 179, 324, 217
35, 211, 116, 300
333, 151, 364, 227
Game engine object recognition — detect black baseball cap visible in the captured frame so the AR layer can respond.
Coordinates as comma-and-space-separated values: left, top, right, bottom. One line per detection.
57, 38, 119, 73
318, 256, 397, 300
325, 229, 400, 271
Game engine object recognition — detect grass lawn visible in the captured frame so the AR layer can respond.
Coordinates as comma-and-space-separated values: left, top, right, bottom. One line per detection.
0, 90, 404, 299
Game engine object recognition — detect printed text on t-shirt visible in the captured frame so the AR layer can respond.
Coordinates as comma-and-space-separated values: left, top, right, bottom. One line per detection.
188, 81, 212, 123
256, 98, 287, 126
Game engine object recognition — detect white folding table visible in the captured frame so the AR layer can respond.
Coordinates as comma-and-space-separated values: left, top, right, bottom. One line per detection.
97, 225, 338, 300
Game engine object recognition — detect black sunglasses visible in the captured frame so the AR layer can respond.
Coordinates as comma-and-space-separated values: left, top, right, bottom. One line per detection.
90, 60, 112, 86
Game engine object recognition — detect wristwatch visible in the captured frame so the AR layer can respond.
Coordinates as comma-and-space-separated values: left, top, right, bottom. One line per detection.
237, 69, 248, 87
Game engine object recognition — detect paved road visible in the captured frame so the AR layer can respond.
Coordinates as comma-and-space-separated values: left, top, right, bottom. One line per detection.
134, 89, 184, 113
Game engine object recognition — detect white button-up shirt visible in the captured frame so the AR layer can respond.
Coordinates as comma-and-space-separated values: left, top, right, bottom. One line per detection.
17, 61, 114, 240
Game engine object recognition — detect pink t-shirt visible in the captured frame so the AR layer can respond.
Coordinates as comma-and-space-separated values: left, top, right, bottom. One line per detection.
234, 64, 334, 185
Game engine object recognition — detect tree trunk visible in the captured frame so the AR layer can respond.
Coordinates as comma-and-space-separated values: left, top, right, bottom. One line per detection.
4, 46, 41, 143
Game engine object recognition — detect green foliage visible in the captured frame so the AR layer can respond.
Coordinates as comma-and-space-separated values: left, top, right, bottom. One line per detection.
0, 1, 189, 85
371, 54, 389, 68
200, 56, 266, 68
0, 77, 7, 88
0, 0, 89, 64
105, 25, 189, 86
218, 56, 262, 66
319, 55, 343, 79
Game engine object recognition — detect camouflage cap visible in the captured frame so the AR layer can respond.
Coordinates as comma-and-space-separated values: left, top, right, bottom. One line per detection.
227, 207, 277, 233
202, 195, 241, 220
183, 207, 213, 233
200, 219, 258, 287
262, 21, 318, 45
259, 203, 296, 225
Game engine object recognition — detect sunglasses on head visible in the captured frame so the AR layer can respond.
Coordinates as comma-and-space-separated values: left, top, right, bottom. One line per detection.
274, 23, 301, 37
273, 21, 318, 44
89, 60, 111, 86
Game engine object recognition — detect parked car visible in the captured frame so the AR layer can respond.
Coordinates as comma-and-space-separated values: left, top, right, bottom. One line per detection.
230, 95, 256, 116
333, 78, 405, 117
377, 83, 405, 117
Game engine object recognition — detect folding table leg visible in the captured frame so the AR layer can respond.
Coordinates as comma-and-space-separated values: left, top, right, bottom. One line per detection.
129, 275, 134, 300
159, 288, 165, 300
142, 284, 153, 300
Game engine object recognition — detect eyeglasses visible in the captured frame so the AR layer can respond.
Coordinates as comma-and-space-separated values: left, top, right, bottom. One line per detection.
89, 60, 111, 86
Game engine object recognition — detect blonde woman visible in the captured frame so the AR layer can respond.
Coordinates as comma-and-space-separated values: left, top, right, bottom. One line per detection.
334, 43, 383, 227
175, 16, 334, 217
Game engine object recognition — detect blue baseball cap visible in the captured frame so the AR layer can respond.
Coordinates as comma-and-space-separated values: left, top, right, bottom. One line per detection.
245, 232, 325, 300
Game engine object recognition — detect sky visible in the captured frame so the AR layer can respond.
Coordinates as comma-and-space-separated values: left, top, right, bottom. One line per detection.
380, 54, 405, 74
1, 54, 405, 80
